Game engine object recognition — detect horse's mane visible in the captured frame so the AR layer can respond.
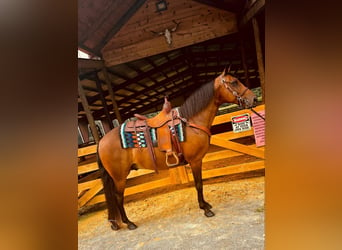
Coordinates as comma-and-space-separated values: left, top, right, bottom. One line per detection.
178, 80, 214, 119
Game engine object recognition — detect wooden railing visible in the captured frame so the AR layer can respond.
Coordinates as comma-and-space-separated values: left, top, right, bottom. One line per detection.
78, 104, 265, 210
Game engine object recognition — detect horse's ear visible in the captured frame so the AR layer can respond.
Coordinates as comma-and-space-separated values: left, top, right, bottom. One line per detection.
222, 64, 231, 75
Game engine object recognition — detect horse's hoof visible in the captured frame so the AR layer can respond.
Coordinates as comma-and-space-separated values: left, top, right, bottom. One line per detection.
127, 223, 138, 230
205, 202, 212, 209
200, 201, 212, 210
204, 209, 215, 217
111, 224, 120, 231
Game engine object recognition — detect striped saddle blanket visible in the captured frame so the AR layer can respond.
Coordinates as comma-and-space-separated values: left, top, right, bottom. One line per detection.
120, 121, 185, 149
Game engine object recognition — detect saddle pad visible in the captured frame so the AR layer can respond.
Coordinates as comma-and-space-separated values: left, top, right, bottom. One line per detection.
120, 121, 185, 149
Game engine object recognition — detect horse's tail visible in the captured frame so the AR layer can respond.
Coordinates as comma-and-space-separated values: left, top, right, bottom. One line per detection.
97, 148, 121, 224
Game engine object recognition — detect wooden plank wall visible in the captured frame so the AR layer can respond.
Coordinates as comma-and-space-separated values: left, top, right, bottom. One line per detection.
102, 0, 238, 67
78, 104, 265, 210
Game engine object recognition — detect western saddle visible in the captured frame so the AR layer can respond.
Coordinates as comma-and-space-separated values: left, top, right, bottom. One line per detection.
123, 97, 185, 173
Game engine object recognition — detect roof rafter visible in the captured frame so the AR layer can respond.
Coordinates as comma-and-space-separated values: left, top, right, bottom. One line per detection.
94, 0, 148, 54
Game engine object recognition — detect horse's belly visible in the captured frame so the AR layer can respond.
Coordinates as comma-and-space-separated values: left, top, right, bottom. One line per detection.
132, 147, 170, 170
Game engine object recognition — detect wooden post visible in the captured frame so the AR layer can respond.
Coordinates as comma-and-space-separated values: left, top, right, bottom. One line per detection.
101, 68, 123, 124
252, 17, 265, 103
239, 32, 251, 88
78, 78, 100, 144
95, 76, 114, 130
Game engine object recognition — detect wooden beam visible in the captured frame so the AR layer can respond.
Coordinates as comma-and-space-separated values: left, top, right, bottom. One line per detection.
252, 17, 265, 103
210, 136, 265, 159
87, 70, 261, 121
78, 78, 100, 144
188, 160, 264, 181
77, 144, 97, 157
124, 178, 172, 196
212, 104, 265, 125
78, 179, 103, 208
145, 57, 171, 81
77, 82, 125, 113
78, 70, 99, 81
239, 0, 265, 27
113, 55, 185, 90
119, 75, 209, 117
117, 67, 191, 106
202, 149, 242, 163
78, 58, 104, 70
101, 68, 123, 124
79, 1, 122, 44
78, 162, 99, 175
181, 47, 197, 82
239, 33, 251, 88
125, 63, 159, 89
95, 76, 114, 129
95, 0, 148, 53
193, 0, 244, 13
120, 59, 254, 101
84, 44, 260, 119
107, 69, 130, 81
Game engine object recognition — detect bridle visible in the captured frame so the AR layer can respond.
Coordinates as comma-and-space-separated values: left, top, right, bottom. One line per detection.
220, 76, 251, 108
220, 75, 265, 121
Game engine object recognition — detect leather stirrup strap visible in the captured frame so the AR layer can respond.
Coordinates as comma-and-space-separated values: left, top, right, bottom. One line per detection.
169, 114, 184, 160
142, 123, 159, 173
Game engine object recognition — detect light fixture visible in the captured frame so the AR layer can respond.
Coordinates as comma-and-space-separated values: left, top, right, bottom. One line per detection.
156, 0, 167, 12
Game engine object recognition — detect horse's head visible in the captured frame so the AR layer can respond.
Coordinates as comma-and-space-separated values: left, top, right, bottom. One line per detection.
214, 66, 257, 109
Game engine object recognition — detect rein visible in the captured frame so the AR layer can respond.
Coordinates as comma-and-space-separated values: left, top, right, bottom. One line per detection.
250, 108, 265, 121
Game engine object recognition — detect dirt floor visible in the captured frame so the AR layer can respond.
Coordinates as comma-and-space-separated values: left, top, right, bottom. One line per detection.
78, 176, 264, 249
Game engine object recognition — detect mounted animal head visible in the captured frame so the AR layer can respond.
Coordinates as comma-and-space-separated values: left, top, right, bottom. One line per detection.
214, 66, 257, 109
150, 20, 180, 47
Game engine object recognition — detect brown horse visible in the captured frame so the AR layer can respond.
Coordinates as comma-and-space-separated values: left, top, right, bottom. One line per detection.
97, 67, 257, 230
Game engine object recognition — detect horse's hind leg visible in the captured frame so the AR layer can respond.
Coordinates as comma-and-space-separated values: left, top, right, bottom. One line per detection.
114, 179, 138, 230
190, 160, 215, 217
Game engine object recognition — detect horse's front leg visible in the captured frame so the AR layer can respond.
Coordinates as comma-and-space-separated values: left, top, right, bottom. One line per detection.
190, 160, 215, 217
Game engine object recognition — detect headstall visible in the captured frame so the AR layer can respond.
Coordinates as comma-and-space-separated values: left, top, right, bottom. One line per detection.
220, 76, 265, 121
220, 76, 250, 108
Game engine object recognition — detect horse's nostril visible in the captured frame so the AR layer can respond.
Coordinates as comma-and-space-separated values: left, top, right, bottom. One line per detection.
253, 97, 258, 103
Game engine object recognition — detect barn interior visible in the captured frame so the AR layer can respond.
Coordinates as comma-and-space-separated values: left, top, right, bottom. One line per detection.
78, 0, 265, 145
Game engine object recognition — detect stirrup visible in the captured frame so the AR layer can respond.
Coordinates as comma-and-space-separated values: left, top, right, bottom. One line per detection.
165, 151, 179, 167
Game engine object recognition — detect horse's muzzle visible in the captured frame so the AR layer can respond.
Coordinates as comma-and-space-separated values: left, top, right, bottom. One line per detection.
252, 97, 258, 107
242, 96, 257, 109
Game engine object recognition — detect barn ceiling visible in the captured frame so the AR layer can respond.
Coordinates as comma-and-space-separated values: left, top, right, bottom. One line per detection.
78, 0, 248, 57
78, 0, 265, 124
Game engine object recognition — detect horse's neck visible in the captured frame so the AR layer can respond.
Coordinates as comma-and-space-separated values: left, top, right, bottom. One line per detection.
188, 99, 219, 130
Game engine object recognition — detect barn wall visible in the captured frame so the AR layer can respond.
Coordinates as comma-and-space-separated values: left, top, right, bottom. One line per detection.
102, 0, 238, 67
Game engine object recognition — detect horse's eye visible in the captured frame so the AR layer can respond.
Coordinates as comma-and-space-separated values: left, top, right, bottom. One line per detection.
230, 80, 238, 86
